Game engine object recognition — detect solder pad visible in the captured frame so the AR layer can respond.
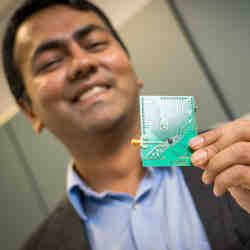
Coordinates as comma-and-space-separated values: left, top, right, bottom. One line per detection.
139, 96, 198, 167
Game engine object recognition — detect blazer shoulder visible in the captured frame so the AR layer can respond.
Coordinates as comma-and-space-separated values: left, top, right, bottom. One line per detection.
20, 198, 90, 250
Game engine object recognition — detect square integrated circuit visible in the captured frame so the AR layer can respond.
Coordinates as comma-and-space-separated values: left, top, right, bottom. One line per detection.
139, 96, 198, 167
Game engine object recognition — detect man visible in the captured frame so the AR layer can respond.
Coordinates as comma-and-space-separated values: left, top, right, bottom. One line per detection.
3, 0, 250, 249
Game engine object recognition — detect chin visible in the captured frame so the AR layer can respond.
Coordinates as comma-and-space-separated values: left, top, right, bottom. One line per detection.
84, 107, 133, 136
87, 116, 126, 135
74, 97, 139, 136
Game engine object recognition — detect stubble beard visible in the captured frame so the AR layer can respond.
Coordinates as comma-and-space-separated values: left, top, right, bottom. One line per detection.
84, 97, 140, 139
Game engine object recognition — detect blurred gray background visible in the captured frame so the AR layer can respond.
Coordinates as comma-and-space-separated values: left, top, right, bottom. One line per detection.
1, 0, 249, 249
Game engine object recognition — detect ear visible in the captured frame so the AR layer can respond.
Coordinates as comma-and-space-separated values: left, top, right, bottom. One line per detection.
18, 100, 44, 134
137, 79, 144, 88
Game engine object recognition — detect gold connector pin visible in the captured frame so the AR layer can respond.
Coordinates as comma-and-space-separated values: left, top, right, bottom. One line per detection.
131, 139, 142, 146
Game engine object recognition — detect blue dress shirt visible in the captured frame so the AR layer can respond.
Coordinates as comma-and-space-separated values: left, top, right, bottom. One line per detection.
67, 165, 211, 250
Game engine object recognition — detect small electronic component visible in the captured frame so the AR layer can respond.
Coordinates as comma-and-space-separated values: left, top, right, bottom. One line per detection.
132, 96, 198, 167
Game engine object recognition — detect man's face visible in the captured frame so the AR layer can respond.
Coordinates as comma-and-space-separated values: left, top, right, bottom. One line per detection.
14, 5, 142, 140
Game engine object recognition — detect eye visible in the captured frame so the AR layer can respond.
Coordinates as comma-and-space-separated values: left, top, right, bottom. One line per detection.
86, 41, 108, 52
38, 57, 64, 73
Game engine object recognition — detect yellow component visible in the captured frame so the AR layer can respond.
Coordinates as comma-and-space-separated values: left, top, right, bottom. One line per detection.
131, 139, 142, 146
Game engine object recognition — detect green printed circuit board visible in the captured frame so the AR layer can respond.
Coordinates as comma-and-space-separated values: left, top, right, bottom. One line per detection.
139, 96, 198, 167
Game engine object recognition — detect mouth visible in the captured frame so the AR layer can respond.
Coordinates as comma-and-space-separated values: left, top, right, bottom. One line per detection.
71, 84, 111, 104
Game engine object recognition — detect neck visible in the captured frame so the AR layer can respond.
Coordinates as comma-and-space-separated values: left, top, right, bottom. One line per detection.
66, 116, 145, 197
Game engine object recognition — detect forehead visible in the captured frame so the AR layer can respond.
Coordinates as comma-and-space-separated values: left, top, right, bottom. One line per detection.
14, 5, 109, 64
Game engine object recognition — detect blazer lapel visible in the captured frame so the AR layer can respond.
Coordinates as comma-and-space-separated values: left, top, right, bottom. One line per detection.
181, 166, 243, 250
59, 199, 92, 250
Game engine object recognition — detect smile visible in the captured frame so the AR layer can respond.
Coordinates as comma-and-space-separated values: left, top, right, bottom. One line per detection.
71, 83, 112, 107
79, 86, 108, 102
71, 82, 112, 103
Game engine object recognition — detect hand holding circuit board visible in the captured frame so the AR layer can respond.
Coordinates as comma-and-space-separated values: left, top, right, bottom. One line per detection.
132, 96, 198, 167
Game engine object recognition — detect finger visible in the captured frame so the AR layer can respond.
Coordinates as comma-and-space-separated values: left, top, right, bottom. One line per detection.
191, 120, 250, 167
192, 119, 250, 152
191, 142, 220, 166
202, 141, 250, 184
192, 121, 250, 167
228, 186, 250, 213
191, 137, 226, 167
189, 128, 222, 150
212, 164, 250, 196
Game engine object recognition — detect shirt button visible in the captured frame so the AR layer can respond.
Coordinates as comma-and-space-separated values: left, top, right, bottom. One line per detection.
133, 203, 140, 209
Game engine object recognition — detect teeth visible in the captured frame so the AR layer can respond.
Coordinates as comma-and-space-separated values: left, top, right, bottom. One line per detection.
79, 86, 107, 102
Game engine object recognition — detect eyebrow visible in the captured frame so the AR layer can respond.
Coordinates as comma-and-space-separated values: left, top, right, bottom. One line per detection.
32, 24, 108, 64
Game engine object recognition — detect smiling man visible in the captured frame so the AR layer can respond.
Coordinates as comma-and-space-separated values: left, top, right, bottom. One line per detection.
3, 0, 250, 250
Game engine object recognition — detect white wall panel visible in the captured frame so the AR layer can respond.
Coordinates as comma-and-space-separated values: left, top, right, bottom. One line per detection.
175, 0, 250, 118
0, 125, 45, 250
9, 113, 70, 211
120, 0, 228, 130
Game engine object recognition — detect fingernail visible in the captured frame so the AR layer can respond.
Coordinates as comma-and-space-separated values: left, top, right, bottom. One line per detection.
190, 137, 204, 149
213, 187, 221, 197
213, 189, 219, 197
202, 172, 210, 184
191, 150, 207, 165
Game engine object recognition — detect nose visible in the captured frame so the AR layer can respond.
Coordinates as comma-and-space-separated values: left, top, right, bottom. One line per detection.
67, 42, 98, 83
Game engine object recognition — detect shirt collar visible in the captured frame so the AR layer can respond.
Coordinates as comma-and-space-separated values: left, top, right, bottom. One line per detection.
67, 160, 164, 220
67, 161, 126, 221
67, 161, 124, 199
67, 161, 94, 195
67, 161, 157, 197
67, 161, 91, 221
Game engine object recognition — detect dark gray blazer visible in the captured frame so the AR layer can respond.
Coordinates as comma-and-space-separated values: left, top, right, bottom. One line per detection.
21, 167, 250, 250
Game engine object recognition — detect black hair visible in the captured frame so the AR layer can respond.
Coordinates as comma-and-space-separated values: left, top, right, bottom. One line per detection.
2, 0, 129, 104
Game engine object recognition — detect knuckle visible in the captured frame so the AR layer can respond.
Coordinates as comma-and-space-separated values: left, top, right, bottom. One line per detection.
202, 127, 222, 144
233, 165, 250, 185
214, 172, 232, 193
206, 158, 218, 176
207, 143, 220, 157
233, 166, 245, 183
203, 130, 214, 141
212, 127, 223, 139
214, 175, 227, 190
234, 120, 250, 139
232, 142, 250, 162
215, 165, 244, 189
236, 119, 250, 127
240, 165, 250, 183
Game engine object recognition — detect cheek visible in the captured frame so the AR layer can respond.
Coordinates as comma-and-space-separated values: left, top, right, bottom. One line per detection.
33, 72, 66, 105
101, 50, 140, 99
102, 49, 136, 76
